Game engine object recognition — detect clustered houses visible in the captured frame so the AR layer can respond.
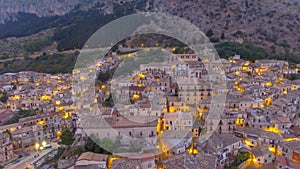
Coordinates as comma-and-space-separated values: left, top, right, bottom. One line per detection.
74, 50, 300, 169
0, 133, 14, 163
1, 46, 300, 168
195, 56, 300, 169
0, 71, 75, 162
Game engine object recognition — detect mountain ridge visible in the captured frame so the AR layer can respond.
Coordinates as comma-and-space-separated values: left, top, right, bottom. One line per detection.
0, 0, 300, 58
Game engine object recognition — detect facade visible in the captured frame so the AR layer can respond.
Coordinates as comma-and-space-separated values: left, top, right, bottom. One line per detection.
0, 133, 14, 163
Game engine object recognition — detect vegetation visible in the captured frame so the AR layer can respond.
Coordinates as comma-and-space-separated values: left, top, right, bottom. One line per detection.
0, 0, 147, 52
0, 53, 76, 74
0, 13, 59, 39
53, 0, 145, 51
0, 92, 8, 103
23, 36, 53, 52
97, 69, 115, 83
73, 146, 85, 155
60, 129, 75, 145
206, 29, 214, 37
215, 41, 300, 64
225, 152, 250, 169
102, 94, 114, 108
85, 134, 112, 155
215, 41, 267, 60
173, 47, 188, 54
99, 138, 114, 152
6, 110, 37, 124
288, 74, 300, 80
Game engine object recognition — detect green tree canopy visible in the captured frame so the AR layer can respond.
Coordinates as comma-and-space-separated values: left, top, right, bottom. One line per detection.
60, 129, 75, 145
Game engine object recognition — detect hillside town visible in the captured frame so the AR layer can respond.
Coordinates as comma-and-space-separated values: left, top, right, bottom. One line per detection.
0, 47, 300, 169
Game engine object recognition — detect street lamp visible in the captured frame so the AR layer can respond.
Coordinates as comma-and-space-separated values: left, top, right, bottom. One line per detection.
42, 141, 47, 148
35, 143, 40, 150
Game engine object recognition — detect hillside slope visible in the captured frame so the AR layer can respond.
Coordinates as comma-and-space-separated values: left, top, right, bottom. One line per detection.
0, 0, 300, 57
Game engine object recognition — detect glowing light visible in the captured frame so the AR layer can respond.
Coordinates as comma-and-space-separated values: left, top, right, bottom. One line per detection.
284, 138, 299, 142
13, 95, 20, 101
35, 143, 40, 150
234, 86, 244, 93
268, 146, 276, 154
264, 97, 272, 107
236, 118, 244, 126
169, 107, 176, 113
101, 85, 106, 89
133, 94, 140, 100
172, 47, 176, 51
258, 67, 266, 73
229, 59, 236, 63
183, 105, 190, 112
188, 143, 198, 155
80, 76, 86, 81
138, 73, 145, 79
263, 126, 280, 134
37, 121, 45, 125
56, 131, 61, 139
41, 95, 50, 101
242, 66, 248, 71
141, 43, 144, 47
243, 139, 254, 147
283, 89, 288, 95
265, 82, 273, 87
58, 106, 64, 111
252, 155, 257, 163
235, 71, 240, 75
62, 112, 71, 119
137, 83, 143, 87
94, 98, 98, 103
108, 157, 119, 169
55, 101, 61, 105
42, 141, 47, 148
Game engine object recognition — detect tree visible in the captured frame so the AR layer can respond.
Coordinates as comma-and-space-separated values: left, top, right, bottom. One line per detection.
85, 136, 112, 155
60, 129, 75, 145
74, 146, 85, 155
0, 92, 8, 103
99, 138, 114, 152
221, 32, 225, 39
102, 94, 114, 107
206, 29, 214, 37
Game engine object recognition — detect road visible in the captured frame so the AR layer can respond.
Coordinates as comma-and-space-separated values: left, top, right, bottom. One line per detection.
5, 143, 60, 169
